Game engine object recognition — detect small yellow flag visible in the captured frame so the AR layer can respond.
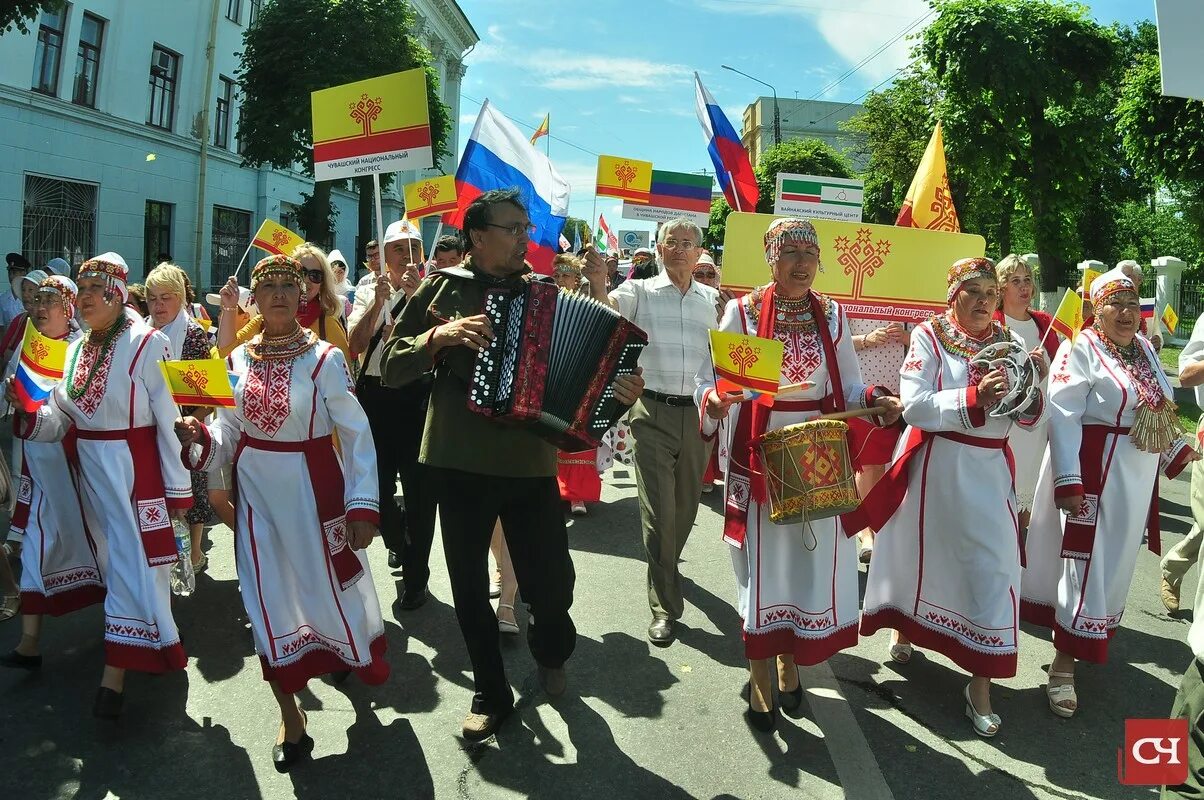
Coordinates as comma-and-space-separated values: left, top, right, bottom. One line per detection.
402, 174, 458, 219
159, 359, 236, 408
709, 330, 784, 395
251, 219, 305, 258
1049, 288, 1084, 341
596, 155, 653, 204
1082, 268, 1102, 296
1162, 304, 1179, 334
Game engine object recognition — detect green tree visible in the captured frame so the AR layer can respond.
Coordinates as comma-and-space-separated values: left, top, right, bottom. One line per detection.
236, 0, 452, 247
923, 0, 1117, 290
0, 0, 63, 34
1116, 52, 1204, 194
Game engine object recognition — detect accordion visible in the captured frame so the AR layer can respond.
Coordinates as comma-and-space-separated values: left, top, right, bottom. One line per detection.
468, 281, 647, 450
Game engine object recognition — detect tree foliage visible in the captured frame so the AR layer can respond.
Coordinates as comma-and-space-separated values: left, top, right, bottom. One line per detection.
1116, 53, 1204, 192
236, 0, 452, 244
0, 0, 63, 35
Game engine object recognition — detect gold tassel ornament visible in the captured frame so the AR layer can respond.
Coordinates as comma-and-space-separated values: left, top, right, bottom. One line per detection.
1131, 397, 1183, 454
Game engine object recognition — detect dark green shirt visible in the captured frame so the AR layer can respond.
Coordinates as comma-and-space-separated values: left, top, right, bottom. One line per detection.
378, 262, 558, 478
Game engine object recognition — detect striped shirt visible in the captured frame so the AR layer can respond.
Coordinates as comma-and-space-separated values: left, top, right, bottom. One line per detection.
610, 271, 718, 395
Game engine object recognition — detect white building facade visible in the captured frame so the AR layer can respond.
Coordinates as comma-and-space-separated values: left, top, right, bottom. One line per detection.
0, 0, 476, 293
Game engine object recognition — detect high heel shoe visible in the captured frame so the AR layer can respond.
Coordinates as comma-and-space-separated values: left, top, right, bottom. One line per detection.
93, 686, 124, 720
497, 603, 520, 635
963, 684, 1001, 738
272, 711, 314, 773
779, 683, 803, 712
746, 699, 776, 732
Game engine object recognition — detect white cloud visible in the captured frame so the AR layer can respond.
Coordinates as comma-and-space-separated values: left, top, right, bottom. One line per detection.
695, 0, 931, 84
468, 44, 692, 91
458, 112, 478, 124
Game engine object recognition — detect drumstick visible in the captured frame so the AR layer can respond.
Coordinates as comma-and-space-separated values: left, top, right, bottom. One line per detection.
777, 381, 814, 394
817, 406, 887, 422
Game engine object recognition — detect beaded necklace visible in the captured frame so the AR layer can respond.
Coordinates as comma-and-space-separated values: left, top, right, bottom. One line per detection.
773, 294, 819, 332
931, 311, 1007, 361
245, 324, 317, 363
1091, 321, 1164, 409
66, 316, 130, 401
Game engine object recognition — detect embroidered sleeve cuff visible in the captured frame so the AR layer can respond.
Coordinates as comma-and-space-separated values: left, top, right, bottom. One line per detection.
961, 387, 987, 428
697, 387, 720, 440
1164, 439, 1195, 479
1015, 391, 1045, 428
346, 507, 380, 526
166, 494, 193, 511
1054, 481, 1084, 499
182, 425, 214, 471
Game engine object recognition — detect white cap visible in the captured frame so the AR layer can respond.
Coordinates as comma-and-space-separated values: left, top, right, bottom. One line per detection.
384, 218, 423, 244
695, 252, 716, 267
206, 286, 253, 309
44, 257, 70, 276
328, 249, 347, 266
633, 247, 654, 257
20, 269, 49, 287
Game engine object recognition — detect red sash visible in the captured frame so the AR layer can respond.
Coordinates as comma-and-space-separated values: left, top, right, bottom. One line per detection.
238, 433, 365, 590
1060, 424, 1161, 560
77, 426, 178, 567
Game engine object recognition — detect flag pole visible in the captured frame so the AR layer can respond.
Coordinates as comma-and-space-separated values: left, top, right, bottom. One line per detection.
545, 113, 550, 158
728, 170, 742, 213
372, 172, 387, 276
231, 241, 255, 282
428, 220, 444, 268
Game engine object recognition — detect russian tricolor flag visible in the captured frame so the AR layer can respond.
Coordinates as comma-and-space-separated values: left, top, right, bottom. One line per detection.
444, 99, 571, 274
14, 321, 67, 413
1140, 297, 1156, 320
694, 73, 759, 214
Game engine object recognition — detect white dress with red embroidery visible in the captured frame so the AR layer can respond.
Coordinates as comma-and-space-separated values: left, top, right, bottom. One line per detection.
6, 330, 108, 616
1020, 329, 1192, 663
186, 339, 387, 693
859, 318, 1045, 678
694, 291, 870, 664
18, 319, 192, 672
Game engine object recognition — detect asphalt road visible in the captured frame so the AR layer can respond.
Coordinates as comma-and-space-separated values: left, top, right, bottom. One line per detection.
1, 462, 1196, 800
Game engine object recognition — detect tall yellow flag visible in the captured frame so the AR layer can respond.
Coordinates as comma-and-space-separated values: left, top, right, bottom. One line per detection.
251, 219, 305, 257
896, 122, 960, 232
1049, 288, 1084, 340
596, 155, 653, 204
709, 330, 784, 395
530, 114, 549, 146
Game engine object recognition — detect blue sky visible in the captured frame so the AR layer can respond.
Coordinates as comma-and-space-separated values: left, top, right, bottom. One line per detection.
454, 0, 1152, 232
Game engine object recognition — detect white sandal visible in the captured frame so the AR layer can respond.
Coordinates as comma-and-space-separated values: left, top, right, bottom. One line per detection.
1046, 669, 1077, 718
964, 684, 1001, 737
888, 632, 913, 664
0, 594, 19, 622
497, 603, 519, 635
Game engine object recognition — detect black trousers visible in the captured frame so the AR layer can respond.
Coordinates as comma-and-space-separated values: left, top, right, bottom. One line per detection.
430, 466, 576, 714
358, 377, 437, 594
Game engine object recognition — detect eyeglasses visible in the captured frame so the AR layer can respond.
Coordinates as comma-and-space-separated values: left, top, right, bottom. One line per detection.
693, 270, 717, 279
661, 239, 699, 251
484, 221, 536, 237
305, 269, 324, 283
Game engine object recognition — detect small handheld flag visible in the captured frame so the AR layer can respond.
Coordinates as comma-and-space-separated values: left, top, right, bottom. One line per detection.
709, 330, 784, 395
1162, 304, 1179, 334
1048, 288, 1084, 341
1140, 297, 1156, 321
402, 175, 458, 219
251, 219, 305, 258
595, 214, 618, 254
1081, 268, 1102, 296
530, 113, 549, 146
159, 359, 237, 408
13, 321, 67, 412
596, 155, 653, 204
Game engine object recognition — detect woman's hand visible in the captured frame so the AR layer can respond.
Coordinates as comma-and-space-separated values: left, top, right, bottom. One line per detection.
1055, 494, 1085, 515
706, 390, 742, 420
976, 369, 1007, 408
874, 395, 903, 425
433, 315, 494, 352
219, 277, 241, 311
174, 416, 203, 446
4, 377, 19, 408
1028, 347, 1049, 380
348, 520, 377, 550
613, 367, 644, 406
715, 289, 735, 324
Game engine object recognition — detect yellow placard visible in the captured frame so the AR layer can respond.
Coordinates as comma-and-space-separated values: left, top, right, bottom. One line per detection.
596, 155, 653, 204
720, 212, 987, 322
709, 330, 784, 394
311, 68, 433, 181
402, 174, 458, 219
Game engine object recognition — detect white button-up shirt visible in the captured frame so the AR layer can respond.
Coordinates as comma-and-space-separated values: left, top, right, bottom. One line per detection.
610, 271, 718, 395
349, 277, 402, 377
1180, 313, 1204, 408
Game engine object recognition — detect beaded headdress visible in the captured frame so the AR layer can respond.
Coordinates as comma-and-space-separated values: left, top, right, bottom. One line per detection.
1089, 266, 1136, 308
946, 257, 996, 305
250, 254, 305, 291
78, 252, 129, 303
36, 275, 78, 313
764, 218, 821, 270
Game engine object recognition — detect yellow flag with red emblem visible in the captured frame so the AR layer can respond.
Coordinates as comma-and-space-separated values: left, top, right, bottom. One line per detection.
251, 219, 305, 258
1163, 304, 1180, 334
159, 359, 236, 408
1049, 288, 1084, 341
896, 122, 960, 232
402, 174, 458, 219
596, 155, 653, 204
709, 330, 784, 395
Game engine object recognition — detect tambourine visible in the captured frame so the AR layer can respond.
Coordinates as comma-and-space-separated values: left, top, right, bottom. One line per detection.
970, 340, 1041, 419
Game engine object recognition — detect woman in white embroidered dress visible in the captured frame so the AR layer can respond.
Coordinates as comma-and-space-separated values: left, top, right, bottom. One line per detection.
1020, 268, 1196, 719
8, 253, 192, 720
1, 276, 104, 671
851, 258, 1046, 737
176, 255, 385, 773
695, 218, 902, 733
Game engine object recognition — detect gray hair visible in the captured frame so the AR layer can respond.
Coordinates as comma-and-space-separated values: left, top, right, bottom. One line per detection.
656, 217, 703, 246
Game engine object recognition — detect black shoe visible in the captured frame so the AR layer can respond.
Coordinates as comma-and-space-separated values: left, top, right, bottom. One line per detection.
0, 650, 42, 671
272, 732, 314, 773
387, 550, 402, 570
93, 687, 123, 720
746, 702, 776, 733
647, 618, 674, 646
398, 586, 429, 611
780, 684, 804, 712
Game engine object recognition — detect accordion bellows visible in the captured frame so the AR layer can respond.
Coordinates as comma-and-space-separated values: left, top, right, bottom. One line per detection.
468, 281, 648, 450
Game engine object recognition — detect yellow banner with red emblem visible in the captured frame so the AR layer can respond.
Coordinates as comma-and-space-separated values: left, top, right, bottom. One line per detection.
251, 219, 305, 258
159, 359, 236, 408
596, 155, 653, 204
402, 174, 458, 219
720, 212, 986, 323
709, 330, 784, 395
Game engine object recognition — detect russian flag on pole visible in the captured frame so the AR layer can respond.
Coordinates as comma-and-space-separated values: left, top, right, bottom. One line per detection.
1140, 297, 1156, 320
694, 72, 759, 213
14, 321, 67, 412
444, 99, 570, 274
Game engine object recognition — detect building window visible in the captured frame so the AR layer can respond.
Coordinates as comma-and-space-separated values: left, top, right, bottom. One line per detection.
31, 7, 67, 96
226, 0, 241, 23
248, 0, 261, 26
147, 45, 179, 130
215, 76, 233, 149
211, 206, 251, 290
22, 175, 97, 271
143, 201, 173, 276
72, 13, 104, 107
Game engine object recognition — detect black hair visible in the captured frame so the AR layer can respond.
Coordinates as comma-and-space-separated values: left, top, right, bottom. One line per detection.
460, 188, 526, 253
434, 235, 463, 255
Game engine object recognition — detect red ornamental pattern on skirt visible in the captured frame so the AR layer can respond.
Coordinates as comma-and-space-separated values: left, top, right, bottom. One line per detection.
925, 610, 1005, 647
242, 359, 293, 436
759, 607, 833, 631
105, 618, 162, 643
